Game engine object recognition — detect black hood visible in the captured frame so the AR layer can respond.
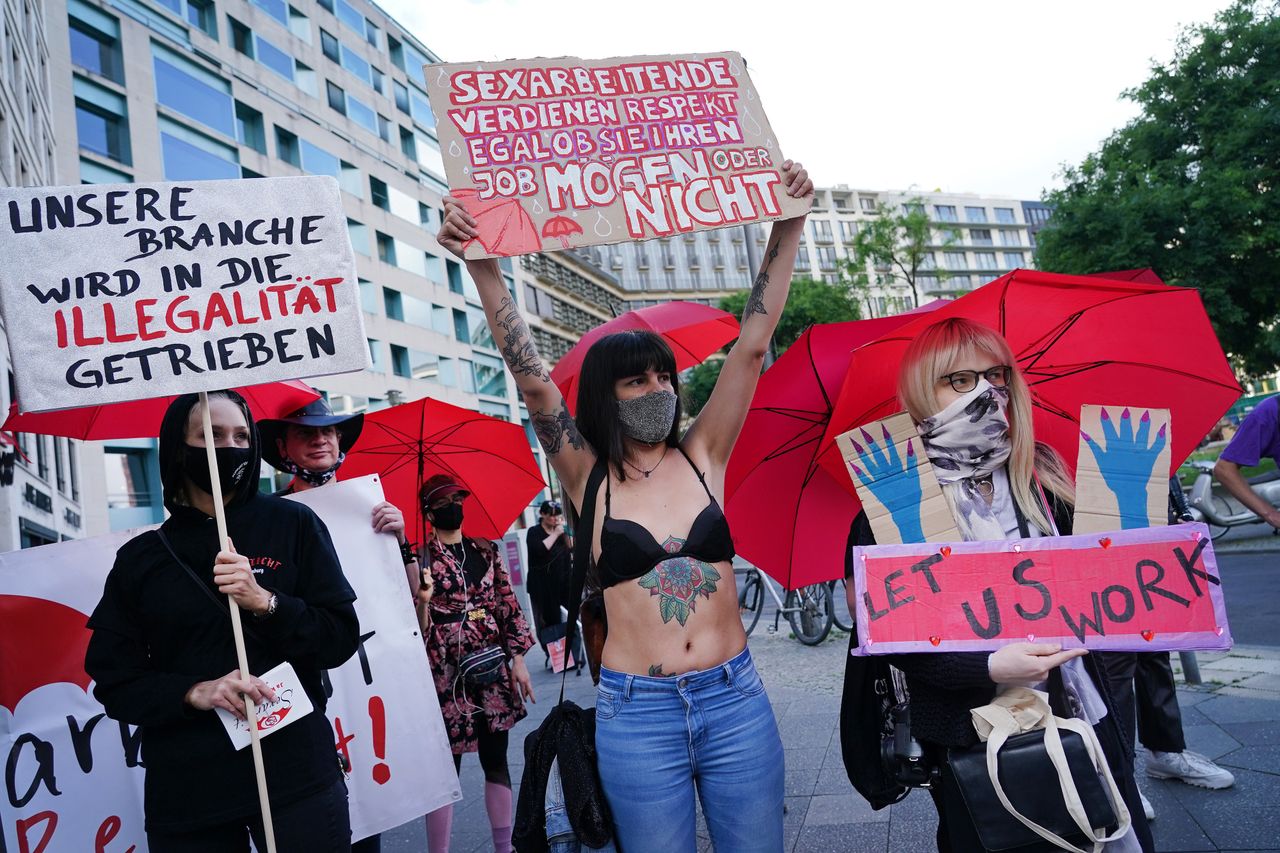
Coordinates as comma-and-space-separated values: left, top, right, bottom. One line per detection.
158, 390, 262, 513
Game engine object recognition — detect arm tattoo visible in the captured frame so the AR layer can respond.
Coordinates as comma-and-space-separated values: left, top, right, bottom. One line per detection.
494, 295, 550, 382
530, 400, 584, 456
743, 238, 780, 317
648, 663, 673, 678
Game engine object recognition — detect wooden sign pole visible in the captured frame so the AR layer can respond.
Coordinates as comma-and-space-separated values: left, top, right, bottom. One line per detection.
199, 391, 277, 853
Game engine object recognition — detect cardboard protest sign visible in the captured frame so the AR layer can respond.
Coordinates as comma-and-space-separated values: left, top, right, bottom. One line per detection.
849, 523, 1230, 655
836, 414, 961, 544
0, 476, 456, 850
0, 177, 369, 413
1072, 405, 1172, 534
425, 52, 810, 257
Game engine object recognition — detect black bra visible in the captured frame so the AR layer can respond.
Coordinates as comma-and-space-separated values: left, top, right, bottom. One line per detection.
596, 447, 736, 589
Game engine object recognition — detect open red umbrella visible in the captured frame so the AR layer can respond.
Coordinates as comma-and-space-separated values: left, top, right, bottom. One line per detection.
724, 303, 945, 589
339, 396, 544, 542
816, 269, 1243, 494
551, 302, 741, 414
2, 380, 320, 439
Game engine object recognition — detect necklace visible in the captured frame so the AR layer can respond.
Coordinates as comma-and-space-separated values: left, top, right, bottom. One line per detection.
972, 474, 994, 498
624, 446, 669, 478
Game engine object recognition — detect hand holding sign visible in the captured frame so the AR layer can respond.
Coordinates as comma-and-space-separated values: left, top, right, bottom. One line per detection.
186, 669, 276, 721
1081, 408, 1168, 530
847, 425, 925, 543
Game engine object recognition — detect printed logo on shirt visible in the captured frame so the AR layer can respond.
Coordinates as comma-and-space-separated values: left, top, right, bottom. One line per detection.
248, 556, 284, 575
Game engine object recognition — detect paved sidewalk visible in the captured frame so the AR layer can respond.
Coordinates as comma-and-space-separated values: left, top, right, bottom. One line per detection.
383, 628, 1280, 852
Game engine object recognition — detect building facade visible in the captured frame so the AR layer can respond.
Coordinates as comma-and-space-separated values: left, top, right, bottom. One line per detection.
39, 0, 619, 533
597, 185, 1042, 319
0, 0, 91, 549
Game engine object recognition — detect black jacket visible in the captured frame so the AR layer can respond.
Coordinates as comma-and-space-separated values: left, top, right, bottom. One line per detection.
85, 494, 360, 831
513, 701, 612, 852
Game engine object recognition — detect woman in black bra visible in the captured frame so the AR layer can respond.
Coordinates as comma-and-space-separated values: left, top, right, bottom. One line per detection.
438, 160, 812, 852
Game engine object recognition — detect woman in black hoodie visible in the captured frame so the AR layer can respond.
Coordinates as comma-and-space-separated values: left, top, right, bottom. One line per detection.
85, 390, 361, 852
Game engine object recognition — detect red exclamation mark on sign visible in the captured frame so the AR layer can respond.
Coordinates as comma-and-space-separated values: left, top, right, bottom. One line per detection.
369, 695, 391, 785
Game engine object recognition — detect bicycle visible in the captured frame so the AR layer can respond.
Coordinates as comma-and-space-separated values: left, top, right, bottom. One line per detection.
736, 564, 834, 646
828, 576, 853, 633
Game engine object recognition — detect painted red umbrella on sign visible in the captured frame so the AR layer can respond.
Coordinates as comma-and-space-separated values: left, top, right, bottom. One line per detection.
340, 396, 545, 544
2, 380, 320, 439
449, 189, 540, 256
541, 215, 583, 249
816, 269, 1243, 497
724, 302, 946, 589
551, 302, 741, 415
0, 595, 93, 714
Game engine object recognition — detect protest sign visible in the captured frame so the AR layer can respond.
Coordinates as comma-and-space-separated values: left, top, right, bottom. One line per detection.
425, 52, 810, 257
836, 414, 960, 544
849, 523, 1231, 655
0, 476, 456, 851
0, 177, 369, 413
1073, 405, 1172, 534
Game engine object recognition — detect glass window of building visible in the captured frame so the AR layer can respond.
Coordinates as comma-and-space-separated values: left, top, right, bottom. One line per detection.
949, 274, 971, 290
105, 448, 152, 508
254, 33, 294, 80
326, 80, 345, 113
795, 247, 810, 271
467, 306, 494, 349
187, 0, 217, 37
817, 246, 837, 271
810, 220, 832, 242
74, 78, 131, 164
275, 126, 300, 166
68, 3, 124, 83
919, 252, 936, 270
345, 93, 377, 134
473, 354, 506, 398
152, 44, 235, 138
943, 250, 967, 270
452, 308, 469, 343
382, 287, 403, 320
340, 43, 372, 86
933, 204, 957, 222
409, 87, 436, 130
320, 28, 340, 61
367, 338, 385, 372
80, 158, 131, 183
1003, 251, 1025, 267
964, 206, 986, 223
358, 279, 378, 313
158, 117, 239, 180
393, 80, 410, 115
1000, 230, 1022, 247
970, 228, 993, 246
974, 251, 998, 270
287, 5, 310, 41
400, 292, 432, 327
859, 196, 876, 211
235, 102, 266, 153
994, 207, 1016, 224
347, 218, 369, 255
431, 304, 452, 336
839, 221, 858, 243
369, 175, 389, 209
334, 0, 364, 36
250, 0, 288, 26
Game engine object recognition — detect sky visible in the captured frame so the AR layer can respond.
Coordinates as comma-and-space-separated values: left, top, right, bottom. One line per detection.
376, 0, 1236, 201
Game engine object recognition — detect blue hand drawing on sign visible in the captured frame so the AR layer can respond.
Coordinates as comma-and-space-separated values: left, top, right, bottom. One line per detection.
848, 423, 925, 542
1082, 407, 1167, 530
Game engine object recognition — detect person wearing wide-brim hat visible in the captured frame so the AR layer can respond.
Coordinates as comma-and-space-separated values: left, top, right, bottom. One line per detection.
259, 397, 426, 853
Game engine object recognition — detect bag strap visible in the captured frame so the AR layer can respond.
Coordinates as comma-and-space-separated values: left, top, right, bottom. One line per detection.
561, 460, 607, 705
156, 528, 264, 645
975, 691, 1132, 852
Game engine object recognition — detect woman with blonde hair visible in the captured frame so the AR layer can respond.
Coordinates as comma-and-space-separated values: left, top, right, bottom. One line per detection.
841, 317, 1152, 852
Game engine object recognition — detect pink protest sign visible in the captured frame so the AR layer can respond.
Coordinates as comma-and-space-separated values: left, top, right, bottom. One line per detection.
425, 53, 810, 257
850, 523, 1231, 655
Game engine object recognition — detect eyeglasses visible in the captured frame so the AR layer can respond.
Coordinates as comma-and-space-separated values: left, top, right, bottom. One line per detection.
938, 365, 1012, 393
427, 492, 466, 511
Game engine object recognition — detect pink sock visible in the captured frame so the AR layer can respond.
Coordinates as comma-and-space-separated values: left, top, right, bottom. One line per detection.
426, 803, 453, 853
485, 781, 514, 853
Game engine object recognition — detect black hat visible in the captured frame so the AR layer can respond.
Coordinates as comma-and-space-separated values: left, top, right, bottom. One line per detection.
259, 396, 364, 472
539, 499, 563, 515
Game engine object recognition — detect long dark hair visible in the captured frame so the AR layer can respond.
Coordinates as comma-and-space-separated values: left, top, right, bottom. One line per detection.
575, 330, 681, 481
157, 390, 261, 512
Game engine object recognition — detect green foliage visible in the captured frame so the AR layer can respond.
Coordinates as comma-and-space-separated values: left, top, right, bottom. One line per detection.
845, 197, 952, 309
1035, 0, 1280, 376
681, 277, 862, 417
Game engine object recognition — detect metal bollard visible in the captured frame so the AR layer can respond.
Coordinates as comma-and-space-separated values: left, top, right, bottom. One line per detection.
1179, 651, 1202, 685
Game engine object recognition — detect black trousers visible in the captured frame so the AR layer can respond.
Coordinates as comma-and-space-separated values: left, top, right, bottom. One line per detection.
147, 776, 351, 852
1098, 651, 1186, 756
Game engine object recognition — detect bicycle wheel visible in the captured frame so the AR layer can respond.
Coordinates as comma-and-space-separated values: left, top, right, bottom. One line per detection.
829, 578, 853, 633
738, 569, 764, 637
786, 583, 833, 646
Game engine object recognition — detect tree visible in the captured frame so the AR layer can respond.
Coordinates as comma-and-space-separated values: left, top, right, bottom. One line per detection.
681, 276, 862, 416
1035, 1, 1280, 376
845, 197, 951, 310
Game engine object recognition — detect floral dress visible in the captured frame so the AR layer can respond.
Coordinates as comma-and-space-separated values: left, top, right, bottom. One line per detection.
424, 535, 535, 753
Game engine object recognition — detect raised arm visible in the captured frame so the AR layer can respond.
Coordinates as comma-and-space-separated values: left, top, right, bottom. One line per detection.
438, 203, 597, 508
684, 160, 813, 468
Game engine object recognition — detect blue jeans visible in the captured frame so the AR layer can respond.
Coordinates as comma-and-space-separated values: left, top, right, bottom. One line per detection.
594, 647, 784, 852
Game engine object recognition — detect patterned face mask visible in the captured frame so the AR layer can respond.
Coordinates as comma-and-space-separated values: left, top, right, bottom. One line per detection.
917, 379, 1012, 483
616, 390, 677, 444
279, 452, 345, 487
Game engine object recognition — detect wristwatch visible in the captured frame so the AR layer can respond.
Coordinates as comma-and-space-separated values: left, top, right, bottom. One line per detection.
254, 592, 279, 619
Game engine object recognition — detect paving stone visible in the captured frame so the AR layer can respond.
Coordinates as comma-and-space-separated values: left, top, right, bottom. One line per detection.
1215, 745, 1280, 776
812, 760, 856, 795
1168, 768, 1280, 850
1222, 720, 1280, 746
1194, 693, 1279, 724
784, 764, 821, 797
1142, 781, 1217, 852
794, 821, 888, 852
1176, 722, 1245, 762
784, 746, 827, 770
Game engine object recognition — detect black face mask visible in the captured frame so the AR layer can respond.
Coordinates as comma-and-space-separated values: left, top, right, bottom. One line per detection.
184, 444, 255, 496
429, 502, 464, 531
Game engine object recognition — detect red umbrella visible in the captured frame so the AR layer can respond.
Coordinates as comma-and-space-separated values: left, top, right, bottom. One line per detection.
450, 189, 540, 256
2, 380, 320, 439
724, 304, 945, 589
816, 268, 1243, 494
551, 302, 741, 414
339, 396, 544, 542
541, 215, 583, 249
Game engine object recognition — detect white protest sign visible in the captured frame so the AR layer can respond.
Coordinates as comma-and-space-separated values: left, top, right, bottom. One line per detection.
287, 475, 461, 839
0, 176, 369, 413
215, 662, 315, 751
0, 476, 457, 851
425, 52, 810, 257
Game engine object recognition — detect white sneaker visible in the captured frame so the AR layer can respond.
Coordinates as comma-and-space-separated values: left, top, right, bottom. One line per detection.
1146, 749, 1235, 789
1139, 789, 1156, 821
